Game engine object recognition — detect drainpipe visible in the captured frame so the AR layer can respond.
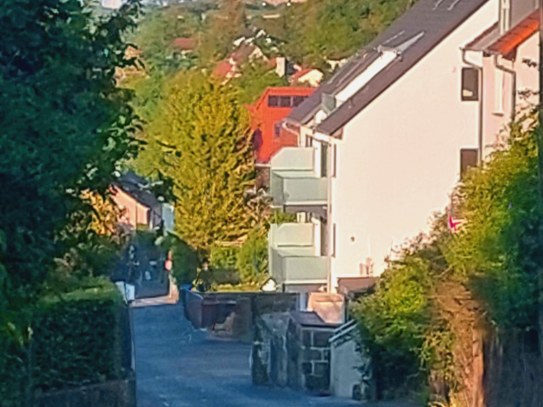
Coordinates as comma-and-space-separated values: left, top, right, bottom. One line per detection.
461, 48, 484, 164
493, 54, 517, 123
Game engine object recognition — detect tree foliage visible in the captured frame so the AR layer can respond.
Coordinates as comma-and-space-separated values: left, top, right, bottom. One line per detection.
232, 60, 288, 105
355, 116, 543, 400
140, 72, 254, 254
0, 0, 141, 300
255, 0, 416, 66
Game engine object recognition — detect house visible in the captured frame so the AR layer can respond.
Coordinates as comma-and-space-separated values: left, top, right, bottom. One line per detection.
248, 87, 315, 188
172, 37, 196, 54
463, 0, 539, 159
213, 43, 267, 80
267, 0, 505, 294
111, 172, 174, 233
289, 68, 324, 87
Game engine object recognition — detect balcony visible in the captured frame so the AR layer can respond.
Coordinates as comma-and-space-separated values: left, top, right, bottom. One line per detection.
268, 223, 329, 285
270, 147, 328, 210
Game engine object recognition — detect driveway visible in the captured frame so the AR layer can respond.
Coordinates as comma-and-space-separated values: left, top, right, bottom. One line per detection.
134, 301, 382, 407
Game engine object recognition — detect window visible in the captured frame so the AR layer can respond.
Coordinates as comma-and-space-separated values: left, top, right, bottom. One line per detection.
332, 145, 337, 177
461, 67, 479, 101
293, 96, 307, 107
274, 122, 281, 138
499, 0, 511, 34
460, 148, 478, 179
268, 96, 279, 107
305, 136, 313, 147
332, 223, 336, 258
321, 142, 329, 177
322, 93, 337, 114
279, 96, 292, 107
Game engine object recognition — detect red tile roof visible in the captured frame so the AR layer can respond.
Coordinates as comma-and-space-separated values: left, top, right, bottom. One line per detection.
172, 37, 196, 51
290, 68, 315, 82
487, 10, 539, 56
213, 60, 235, 78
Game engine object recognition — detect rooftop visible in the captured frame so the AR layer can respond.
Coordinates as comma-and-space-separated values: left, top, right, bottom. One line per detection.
288, 0, 490, 136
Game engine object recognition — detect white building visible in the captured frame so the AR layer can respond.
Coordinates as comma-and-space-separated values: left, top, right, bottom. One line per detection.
268, 0, 538, 294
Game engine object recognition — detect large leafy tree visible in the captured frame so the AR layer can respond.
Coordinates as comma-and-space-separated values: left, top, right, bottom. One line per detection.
0, 0, 141, 313
138, 72, 254, 255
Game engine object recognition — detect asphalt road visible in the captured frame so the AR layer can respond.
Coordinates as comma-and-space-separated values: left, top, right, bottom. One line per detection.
134, 302, 384, 407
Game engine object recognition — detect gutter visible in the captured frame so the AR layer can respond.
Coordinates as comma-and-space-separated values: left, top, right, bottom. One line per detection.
461, 48, 484, 164
493, 54, 517, 123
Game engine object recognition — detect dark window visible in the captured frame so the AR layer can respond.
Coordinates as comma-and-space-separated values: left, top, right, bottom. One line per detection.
279, 96, 292, 107
293, 96, 307, 107
274, 123, 281, 138
460, 148, 478, 178
461, 67, 479, 101
332, 145, 337, 177
268, 95, 279, 107
321, 143, 328, 177
332, 223, 336, 258
320, 218, 328, 256
305, 136, 313, 147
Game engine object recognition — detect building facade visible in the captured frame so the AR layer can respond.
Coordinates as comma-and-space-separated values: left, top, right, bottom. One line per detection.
268, 0, 539, 293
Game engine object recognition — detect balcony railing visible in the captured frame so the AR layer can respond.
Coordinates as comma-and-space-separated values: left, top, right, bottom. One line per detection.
268, 223, 329, 285
270, 147, 328, 208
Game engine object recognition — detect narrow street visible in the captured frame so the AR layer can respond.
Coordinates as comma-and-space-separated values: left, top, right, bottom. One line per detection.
134, 301, 371, 407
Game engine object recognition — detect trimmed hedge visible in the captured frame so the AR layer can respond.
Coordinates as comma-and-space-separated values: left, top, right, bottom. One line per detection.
0, 278, 130, 405
33, 279, 128, 392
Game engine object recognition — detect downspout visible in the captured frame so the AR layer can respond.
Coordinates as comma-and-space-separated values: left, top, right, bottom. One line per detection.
493, 54, 517, 123
461, 48, 484, 164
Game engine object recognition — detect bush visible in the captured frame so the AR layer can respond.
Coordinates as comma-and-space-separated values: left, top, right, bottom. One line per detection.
236, 227, 268, 283
162, 234, 198, 285
32, 278, 128, 392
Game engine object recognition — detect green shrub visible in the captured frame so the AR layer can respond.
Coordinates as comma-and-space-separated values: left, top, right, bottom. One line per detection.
236, 227, 268, 283
32, 278, 127, 392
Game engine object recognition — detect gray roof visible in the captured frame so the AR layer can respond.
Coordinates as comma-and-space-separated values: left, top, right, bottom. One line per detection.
288, 0, 489, 136
115, 171, 161, 209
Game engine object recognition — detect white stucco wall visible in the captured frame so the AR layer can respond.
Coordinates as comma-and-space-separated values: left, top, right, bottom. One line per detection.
328, 0, 499, 283
331, 337, 363, 398
482, 32, 539, 156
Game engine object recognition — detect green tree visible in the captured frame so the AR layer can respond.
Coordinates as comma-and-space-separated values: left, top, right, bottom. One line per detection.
0, 0, 141, 300
131, 4, 204, 74
232, 60, 288, 105
140, 72, 254, 255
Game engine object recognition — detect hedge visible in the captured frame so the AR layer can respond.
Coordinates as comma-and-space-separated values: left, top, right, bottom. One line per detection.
0, 278, 130, 405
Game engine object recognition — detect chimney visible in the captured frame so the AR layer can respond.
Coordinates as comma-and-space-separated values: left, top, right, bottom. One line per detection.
275, 56, 287, 77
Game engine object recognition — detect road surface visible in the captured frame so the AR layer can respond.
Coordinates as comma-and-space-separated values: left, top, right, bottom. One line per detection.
134, 300, 416, 407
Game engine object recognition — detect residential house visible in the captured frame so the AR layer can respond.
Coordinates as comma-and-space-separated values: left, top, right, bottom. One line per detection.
213, 43, 266, 80
172, 37, 196, 54
112, 172, 174, 233
268, 0, 504, 294
463, 0, 539, 159
289, 68, 324, 87
248, 87, 315, 188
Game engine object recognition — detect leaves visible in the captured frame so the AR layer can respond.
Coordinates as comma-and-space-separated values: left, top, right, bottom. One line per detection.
140, 72, 254, 254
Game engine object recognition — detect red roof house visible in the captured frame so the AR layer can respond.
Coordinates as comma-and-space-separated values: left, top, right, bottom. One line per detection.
248, 87, 315, 165
172, 37, 196, 52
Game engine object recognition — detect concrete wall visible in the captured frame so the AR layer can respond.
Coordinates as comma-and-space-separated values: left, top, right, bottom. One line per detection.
329, 0, 499, 281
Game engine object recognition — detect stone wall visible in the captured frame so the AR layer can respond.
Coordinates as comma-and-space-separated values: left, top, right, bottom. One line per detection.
253, 310, 338, 395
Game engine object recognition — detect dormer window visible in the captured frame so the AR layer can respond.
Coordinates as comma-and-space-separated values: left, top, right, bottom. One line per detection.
322, 94, 337, 115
